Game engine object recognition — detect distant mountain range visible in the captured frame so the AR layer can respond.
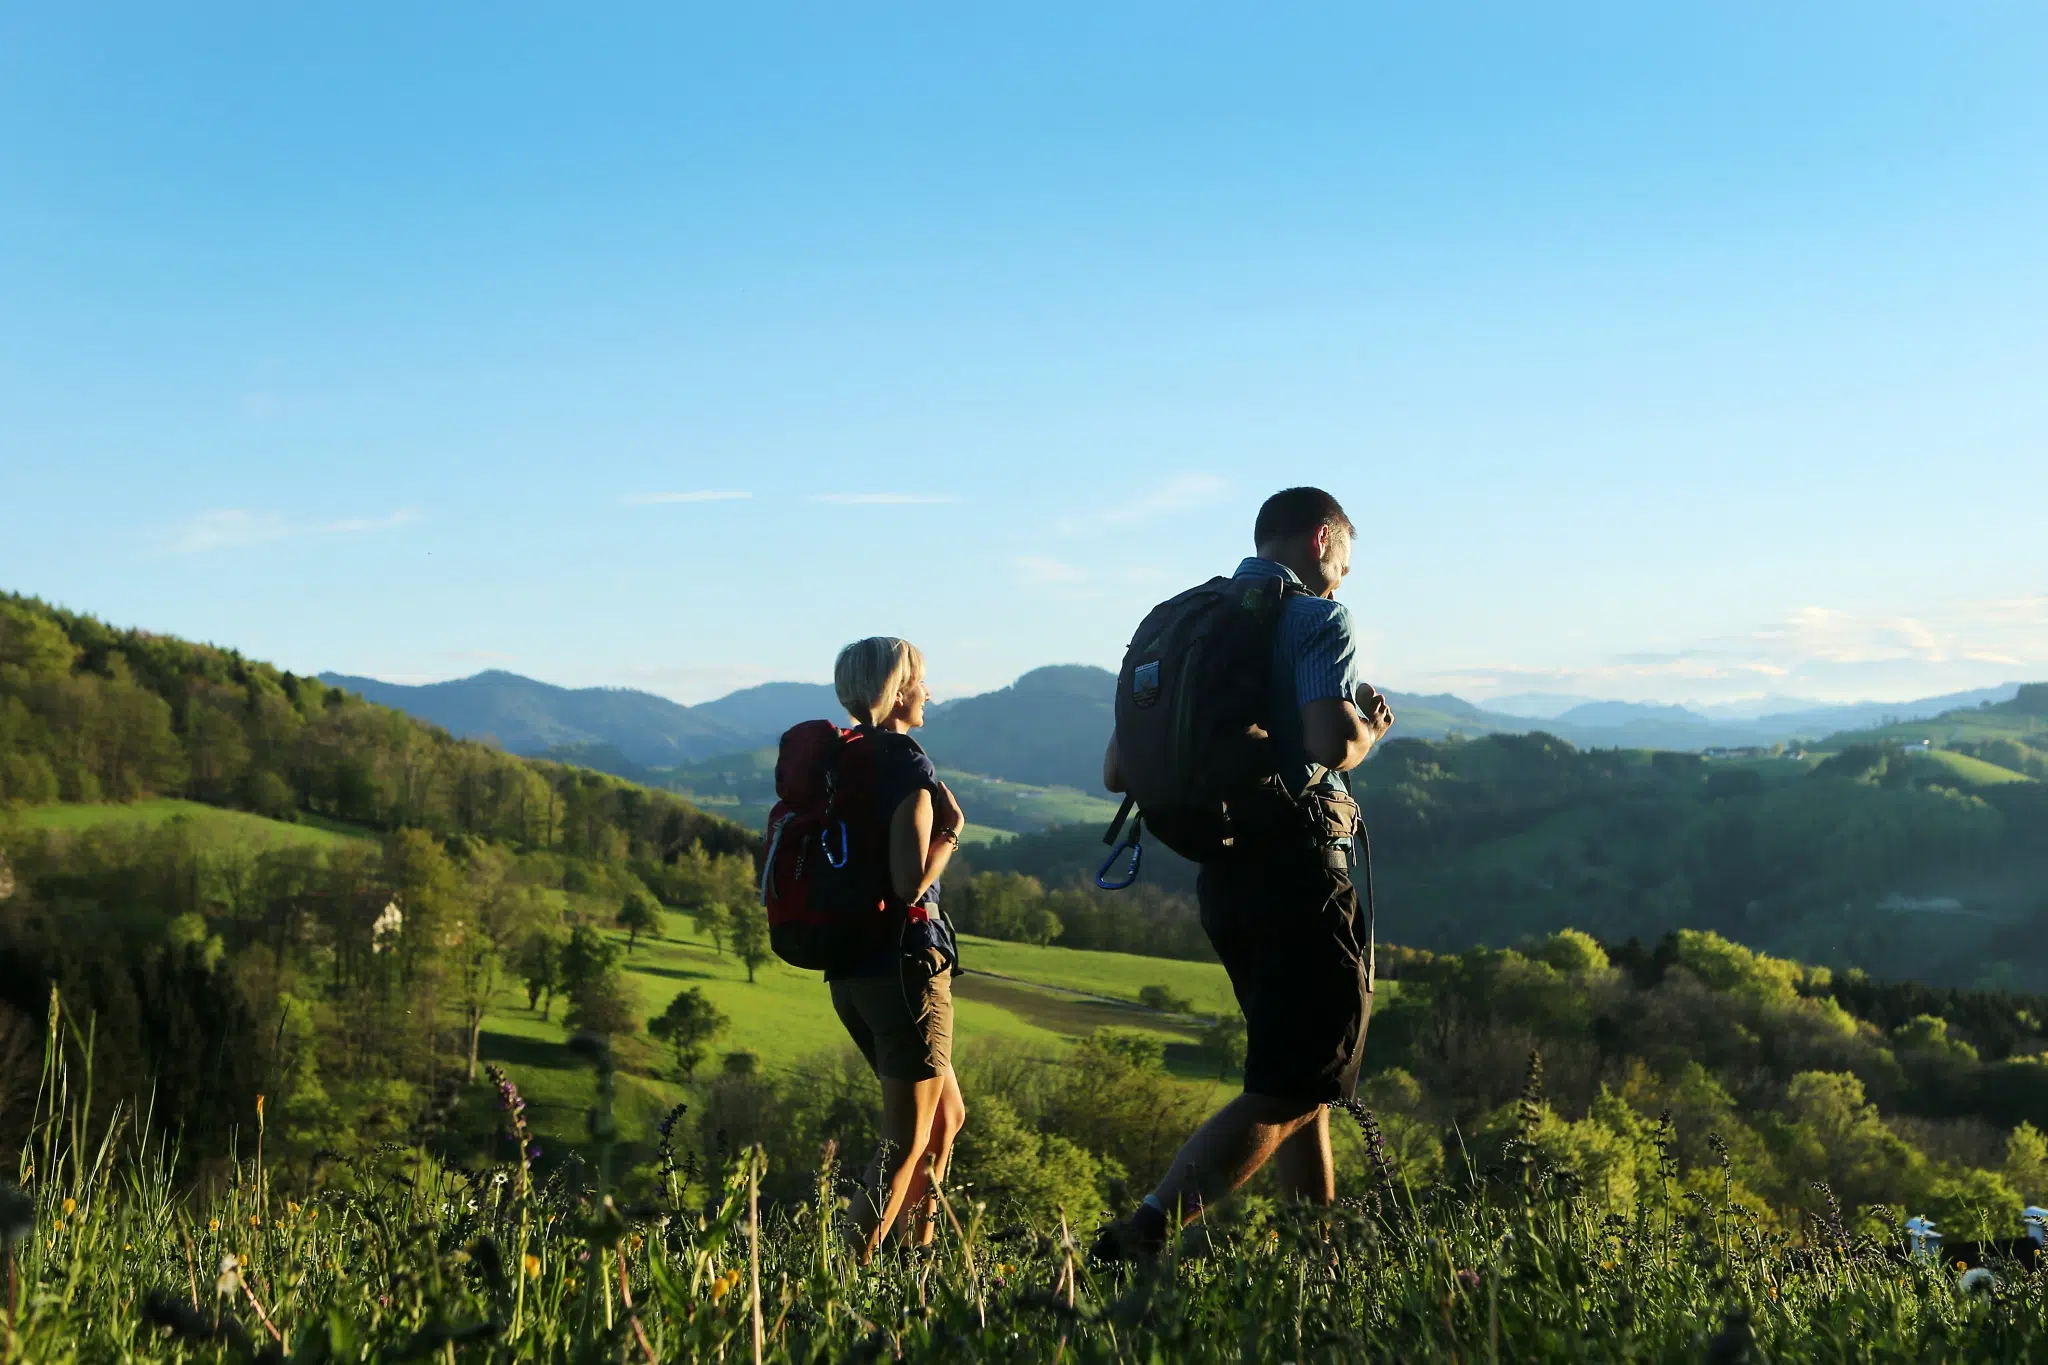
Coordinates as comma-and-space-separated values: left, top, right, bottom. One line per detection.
1478, 684, 2022, 750
318, 670, 842, 767
320, 667, 2031, 794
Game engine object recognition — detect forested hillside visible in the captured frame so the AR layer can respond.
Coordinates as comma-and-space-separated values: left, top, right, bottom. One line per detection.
965, 723, 2048, 990
1, 594, 749, 858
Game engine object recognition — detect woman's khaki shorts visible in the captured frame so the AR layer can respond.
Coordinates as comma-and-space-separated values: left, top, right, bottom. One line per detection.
830, 959, 954, 1081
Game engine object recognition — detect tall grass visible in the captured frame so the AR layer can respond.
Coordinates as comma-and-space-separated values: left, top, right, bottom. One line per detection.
6, 988, 2044, 1363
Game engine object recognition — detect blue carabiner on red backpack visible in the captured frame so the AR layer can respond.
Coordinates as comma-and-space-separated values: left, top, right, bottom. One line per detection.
821, 818, 850, 870
1096, 812, 1143, 891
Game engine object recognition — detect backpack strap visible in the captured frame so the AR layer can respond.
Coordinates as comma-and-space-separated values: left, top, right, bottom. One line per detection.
1101, 793, 1136, 848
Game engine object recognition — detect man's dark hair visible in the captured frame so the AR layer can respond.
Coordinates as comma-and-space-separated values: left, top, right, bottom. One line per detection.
1254, 487, 1354, 548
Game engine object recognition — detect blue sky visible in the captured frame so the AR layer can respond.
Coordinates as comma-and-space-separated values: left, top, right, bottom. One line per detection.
3, 4, 2044, 705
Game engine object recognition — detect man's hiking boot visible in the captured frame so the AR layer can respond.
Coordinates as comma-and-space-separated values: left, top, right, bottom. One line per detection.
1089, 1205, 1169, 1266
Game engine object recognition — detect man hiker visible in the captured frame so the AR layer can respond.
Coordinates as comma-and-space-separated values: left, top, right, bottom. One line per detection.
1095, 485, 1394, 1261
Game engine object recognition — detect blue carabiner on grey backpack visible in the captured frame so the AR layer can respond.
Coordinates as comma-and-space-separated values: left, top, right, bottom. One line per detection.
1096, 803, 1143, 891
822, 819, 850, 870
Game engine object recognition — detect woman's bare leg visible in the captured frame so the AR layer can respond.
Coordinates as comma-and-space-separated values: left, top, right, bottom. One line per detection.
863, 1074, 944, 1261
904, 1070, 966, 1245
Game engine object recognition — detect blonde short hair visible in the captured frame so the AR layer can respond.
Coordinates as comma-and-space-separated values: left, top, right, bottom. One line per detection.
834, 637, 924, 725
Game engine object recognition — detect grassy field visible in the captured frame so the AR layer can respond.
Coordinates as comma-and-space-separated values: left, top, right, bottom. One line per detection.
10, 797, 370, 845
1910, 749, 2033, 786
22, 1044, 2046, 1363
478, 913, 1238, 1153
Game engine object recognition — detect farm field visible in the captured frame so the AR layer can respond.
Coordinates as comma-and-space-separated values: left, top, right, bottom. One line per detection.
10, 797, 370, 846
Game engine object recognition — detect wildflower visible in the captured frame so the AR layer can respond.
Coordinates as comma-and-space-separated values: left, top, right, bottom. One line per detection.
60, 1197, 75, 1216
1454, 1269, 1481, 1292
209, 1219, 220, 1232
1767, 1286, 1779, 1300
523, 1253, 542, 1279
287, 1201, 302, 1215
51, 1220, 63, 1232
250, 1214, 262, 1228
1958, 1266, 1997, 1294
216, 1254, 243, 1296
712, 1268, 743, 1302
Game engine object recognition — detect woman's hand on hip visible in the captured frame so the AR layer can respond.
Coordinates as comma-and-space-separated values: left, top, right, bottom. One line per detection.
933, 781, 967, 839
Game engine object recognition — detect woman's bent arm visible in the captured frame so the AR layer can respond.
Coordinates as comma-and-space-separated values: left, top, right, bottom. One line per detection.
890, 788, 960, 904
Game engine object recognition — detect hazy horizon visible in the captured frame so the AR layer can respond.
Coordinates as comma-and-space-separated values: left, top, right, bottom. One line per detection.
316, 660, 2030, 720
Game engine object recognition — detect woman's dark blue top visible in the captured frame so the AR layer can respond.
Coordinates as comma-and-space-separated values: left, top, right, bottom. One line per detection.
824, 727, 959, 980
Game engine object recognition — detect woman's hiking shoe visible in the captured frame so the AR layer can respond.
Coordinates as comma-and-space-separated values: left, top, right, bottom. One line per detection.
1089, 1205, 1169, 1265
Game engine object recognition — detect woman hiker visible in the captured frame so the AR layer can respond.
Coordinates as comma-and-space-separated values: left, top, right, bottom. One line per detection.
827, 635, 968, 1260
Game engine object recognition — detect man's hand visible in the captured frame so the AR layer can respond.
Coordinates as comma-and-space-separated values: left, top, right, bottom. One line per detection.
933, 781, 967, 839
1355, 683, 1395, 739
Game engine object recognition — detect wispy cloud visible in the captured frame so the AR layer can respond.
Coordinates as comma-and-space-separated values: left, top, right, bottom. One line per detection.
1419, 595, 2048, 706
1057, 472, 1228, 534
170, 506, 420, 554
810, 493, 963, 506
619, 490, 753, 505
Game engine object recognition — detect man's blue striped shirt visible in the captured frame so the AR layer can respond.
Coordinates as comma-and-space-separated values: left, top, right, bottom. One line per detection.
1233, 556, 1361, 791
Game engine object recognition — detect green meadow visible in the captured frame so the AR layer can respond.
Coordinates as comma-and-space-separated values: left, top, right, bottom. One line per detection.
477, 912, 1240, 1154
12, 796, 370, 846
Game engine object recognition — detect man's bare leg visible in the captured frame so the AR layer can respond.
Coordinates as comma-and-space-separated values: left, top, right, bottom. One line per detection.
1142, 1093, 1322, 1230
1272, 1106, 1334, 1203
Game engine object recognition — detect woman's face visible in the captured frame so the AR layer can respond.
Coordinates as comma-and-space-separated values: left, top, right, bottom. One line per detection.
893, 674, 931, 729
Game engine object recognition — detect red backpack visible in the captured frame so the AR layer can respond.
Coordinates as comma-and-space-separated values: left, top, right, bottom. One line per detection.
758, 721, 894, 970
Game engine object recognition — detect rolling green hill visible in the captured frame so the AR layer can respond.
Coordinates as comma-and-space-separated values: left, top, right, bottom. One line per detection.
477, 912, 1235, 1150
12, 797, 371, 846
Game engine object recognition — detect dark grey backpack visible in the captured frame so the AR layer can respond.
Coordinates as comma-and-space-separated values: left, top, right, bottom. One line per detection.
1099, 574, 1304, 874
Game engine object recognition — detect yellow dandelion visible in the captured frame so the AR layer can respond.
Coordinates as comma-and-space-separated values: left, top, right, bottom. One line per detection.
61, 1197, 75, 1216
250, 1214, 262, 1227
209, 1219, 220, 1232
124, 1243, 131, 1251
523, 1253, 542, 1279
1768, 1286, 1779, 1300
287, 1201, 302, 1215
51, 1220, 63, 1232
306, 1207, 318, 1221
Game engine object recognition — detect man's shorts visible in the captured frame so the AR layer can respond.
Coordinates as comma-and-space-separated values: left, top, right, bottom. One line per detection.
830, 956, 954, 1081
1198, 850, 1373, 1105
